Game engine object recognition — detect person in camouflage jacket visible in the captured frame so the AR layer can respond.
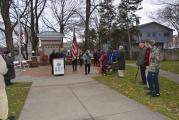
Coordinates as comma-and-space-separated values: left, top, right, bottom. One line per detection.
147, 40, 160, 97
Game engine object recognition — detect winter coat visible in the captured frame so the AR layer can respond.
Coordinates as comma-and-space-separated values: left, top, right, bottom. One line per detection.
136, 48, 146, 66
0, 55, 8, 90
118, 50, 125, 70
83, 52, 92, 64
49, 52, 57, 65
102, 52, 108, 67
111, 51, 119, 63
4, 55, 15, 80
107, 50, 112, 65
144, 48, 150, 66
149, 46, 160, 73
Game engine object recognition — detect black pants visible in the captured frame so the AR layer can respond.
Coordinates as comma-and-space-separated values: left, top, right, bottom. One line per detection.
80, 59, 83, 67
4, 78, 11, 86
140, 65, 146, 84
85, 64, 90, 74
72, 59, 77, 72
93, 59, 98, 66
51, 64, 54, 75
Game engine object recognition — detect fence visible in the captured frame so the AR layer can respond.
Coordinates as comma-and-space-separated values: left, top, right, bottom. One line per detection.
131, 48, 179, 61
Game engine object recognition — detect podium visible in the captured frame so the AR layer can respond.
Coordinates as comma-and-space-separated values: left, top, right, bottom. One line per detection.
53, 58, 64, 76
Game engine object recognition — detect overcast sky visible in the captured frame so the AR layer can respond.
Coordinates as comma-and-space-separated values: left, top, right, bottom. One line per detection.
136, 0, 163, 24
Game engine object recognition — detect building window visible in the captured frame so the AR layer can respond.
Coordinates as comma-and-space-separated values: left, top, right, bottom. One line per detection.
164, 32, 170, 37
158, 33, 161, 36
152, 32, 156, 37
147, 32, 151, 37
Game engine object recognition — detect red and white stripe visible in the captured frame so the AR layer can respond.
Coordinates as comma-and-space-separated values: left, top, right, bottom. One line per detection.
72, 29, 78, 59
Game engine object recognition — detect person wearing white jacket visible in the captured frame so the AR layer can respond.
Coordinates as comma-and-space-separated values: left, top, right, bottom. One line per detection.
0, 54, 8, 120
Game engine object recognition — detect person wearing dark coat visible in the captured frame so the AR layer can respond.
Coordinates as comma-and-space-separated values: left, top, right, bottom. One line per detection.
136, 41, 147, 85
93, 51, 98, 67
117, 46, 125, 78
49, 50, 57, 75
3, 50, 15, 86
79, 52, 83, 67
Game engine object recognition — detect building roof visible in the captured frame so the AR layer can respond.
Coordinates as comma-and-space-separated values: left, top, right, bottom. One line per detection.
139, 22, 174, 31
37, 31, 64, 38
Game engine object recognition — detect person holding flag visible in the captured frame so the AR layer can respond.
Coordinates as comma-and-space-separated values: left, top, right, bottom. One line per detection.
71, 28, 79, 72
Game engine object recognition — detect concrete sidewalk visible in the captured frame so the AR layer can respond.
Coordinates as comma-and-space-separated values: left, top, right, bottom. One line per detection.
16, 66, 170, 120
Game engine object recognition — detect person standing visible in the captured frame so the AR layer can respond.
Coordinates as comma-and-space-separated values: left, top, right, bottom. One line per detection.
102, 51, 108, 76
136, 41, 146, 85
117, 45, 125, 78
49, 50, 57, 75
0, 54, 8, 120
147, 40, 160, 97
3, 50, 15, 86
144, 40, 151, 88
79, 52, 83, 67
83, 50, 92, 75
72, 53, 78, 72
93, 51, 98, 67
66, 50, 71, 65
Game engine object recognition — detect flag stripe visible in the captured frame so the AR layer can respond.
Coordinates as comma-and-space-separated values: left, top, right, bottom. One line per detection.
72, 28, 78, 59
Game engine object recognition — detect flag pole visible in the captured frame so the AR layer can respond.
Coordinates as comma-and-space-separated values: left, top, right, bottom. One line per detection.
17, 0, 22, 68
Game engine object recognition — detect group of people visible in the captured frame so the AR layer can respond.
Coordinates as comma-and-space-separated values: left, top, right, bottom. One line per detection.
0, 50, 16, 120
97, 45, 125, 77
49, 45, 126, 77
137, 39, 160, 97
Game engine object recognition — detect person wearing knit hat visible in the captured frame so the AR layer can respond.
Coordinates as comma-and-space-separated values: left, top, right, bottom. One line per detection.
148, 39, 156, 46
117, 45, 125, 78
147, 39, 160, 97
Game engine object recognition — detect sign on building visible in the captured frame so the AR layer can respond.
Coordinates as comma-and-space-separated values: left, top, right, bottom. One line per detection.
53, 58, 64, 76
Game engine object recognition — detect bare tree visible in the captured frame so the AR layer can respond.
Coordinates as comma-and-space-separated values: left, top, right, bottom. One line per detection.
30, 0, 47, 54
84, 0, 99, 50
0, 0, 29, 59
42, 0, 79, 34
151, 0, 179, 36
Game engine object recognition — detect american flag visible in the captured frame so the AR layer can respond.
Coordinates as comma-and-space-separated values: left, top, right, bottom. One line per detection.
72, 28, 79, 59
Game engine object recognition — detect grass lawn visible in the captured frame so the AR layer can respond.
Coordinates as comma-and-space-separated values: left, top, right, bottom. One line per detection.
94, 66, 179, 120
126, 60, 136, 64
127, 60, 179, 74
160, 61, 179, 74
6, 82, 32, 119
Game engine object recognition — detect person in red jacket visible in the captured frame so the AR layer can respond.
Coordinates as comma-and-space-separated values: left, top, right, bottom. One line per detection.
144, 40, 150, 88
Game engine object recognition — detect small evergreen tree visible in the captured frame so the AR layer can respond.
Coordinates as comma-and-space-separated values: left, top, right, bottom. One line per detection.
117, 0, 143, 59
98, 0, 116, 46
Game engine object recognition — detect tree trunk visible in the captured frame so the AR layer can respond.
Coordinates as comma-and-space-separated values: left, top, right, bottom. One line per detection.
127, 26, 132, 59
126, 11, 132, 59
5, 30, 14, 59
1, 0, 15, 59
85, 0, 91, 51
30, 0, 39, 55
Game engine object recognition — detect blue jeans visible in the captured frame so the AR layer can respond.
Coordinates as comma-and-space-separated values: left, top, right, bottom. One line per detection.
147, 72, 160, 95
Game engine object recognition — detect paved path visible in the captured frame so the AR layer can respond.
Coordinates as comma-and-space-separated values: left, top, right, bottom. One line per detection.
15, 66, 170, 120
127, 64, 179, 84
160, 70, 179, 84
